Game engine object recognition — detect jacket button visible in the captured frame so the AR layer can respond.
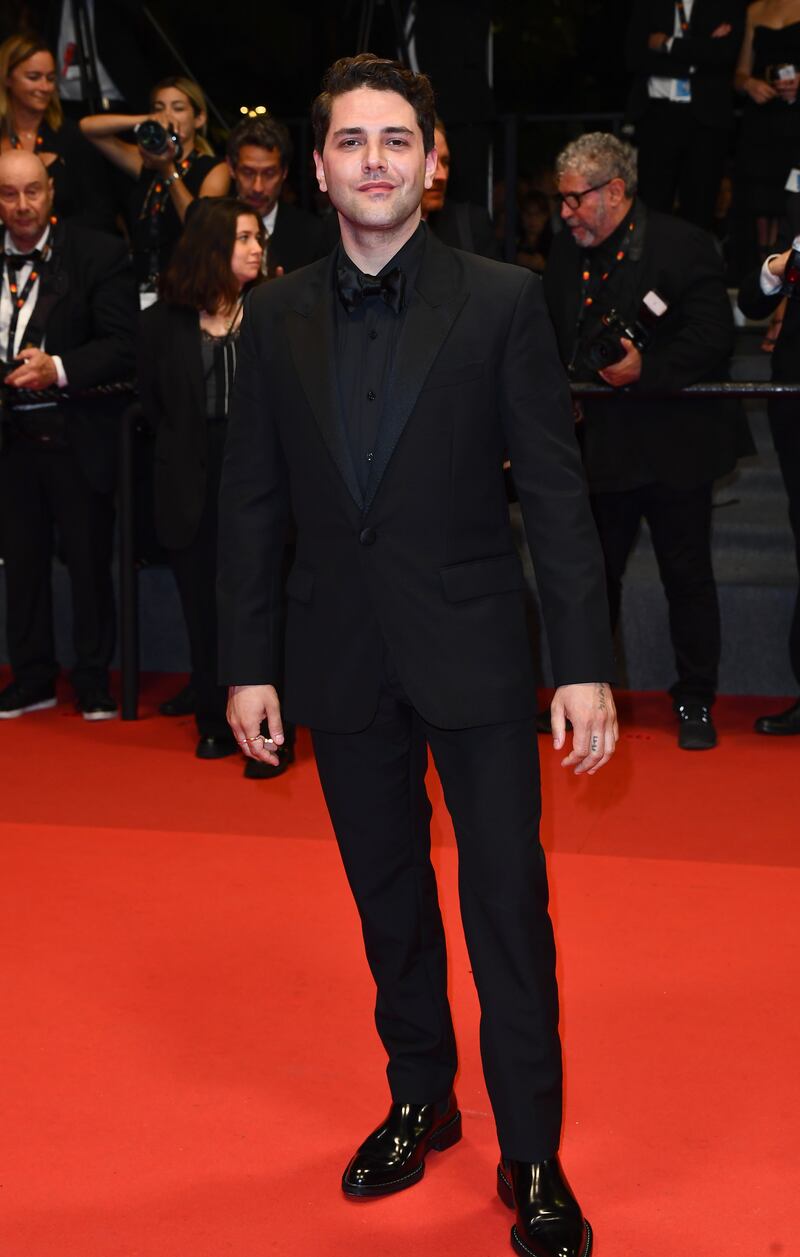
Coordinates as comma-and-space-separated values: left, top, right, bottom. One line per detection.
359, 527, 377, 546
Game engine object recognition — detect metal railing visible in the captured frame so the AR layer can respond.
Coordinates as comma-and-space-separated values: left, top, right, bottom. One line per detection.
116, 379, 800, 720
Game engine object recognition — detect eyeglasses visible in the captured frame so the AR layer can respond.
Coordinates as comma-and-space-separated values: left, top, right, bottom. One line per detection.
555, 179, 612, 211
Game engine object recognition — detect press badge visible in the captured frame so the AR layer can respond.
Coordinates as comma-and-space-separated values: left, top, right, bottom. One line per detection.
785, 169, 800, 193
673, 78, 691, 100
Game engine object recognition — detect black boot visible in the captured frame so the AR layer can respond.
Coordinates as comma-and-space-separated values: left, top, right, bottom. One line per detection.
497, 1156, 592, 1257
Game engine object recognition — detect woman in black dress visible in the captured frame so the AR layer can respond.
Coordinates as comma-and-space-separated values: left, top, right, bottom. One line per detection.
138, 199, 293, 776
0, 32, 115, 230
80, 76, 228, 303
734, 0, 800, 267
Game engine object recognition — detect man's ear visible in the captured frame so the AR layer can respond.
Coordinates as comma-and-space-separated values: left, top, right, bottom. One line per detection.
313, 150, 327, 192
424, 146, 438, 190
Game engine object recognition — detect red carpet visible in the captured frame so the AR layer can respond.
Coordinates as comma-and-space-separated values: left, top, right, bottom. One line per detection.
2, 672, 798, 1256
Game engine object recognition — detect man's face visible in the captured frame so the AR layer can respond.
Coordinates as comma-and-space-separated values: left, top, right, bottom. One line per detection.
0, 163, 53, 246
421, 126, 449, 215
557, 170, 620, 249
314, 87, 436, 234
229, 144, 287, 218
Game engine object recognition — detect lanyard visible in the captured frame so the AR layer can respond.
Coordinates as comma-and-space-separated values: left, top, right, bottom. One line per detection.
139, 150, 198, 285
2, 226, 55, 361
675, 0, 691, 33
569, 219, 636, 372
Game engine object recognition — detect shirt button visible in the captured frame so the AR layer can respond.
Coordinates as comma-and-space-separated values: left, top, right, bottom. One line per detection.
367, 390, 376, 401
359, 527, 377, 546
369, 329, 378, 340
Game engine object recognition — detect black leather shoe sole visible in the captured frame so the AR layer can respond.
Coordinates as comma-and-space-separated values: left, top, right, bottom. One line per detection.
195, 736, 238, 760
510, 1219, 592, 1257
342, 1109, 462, 1199
754, 718, 800, 735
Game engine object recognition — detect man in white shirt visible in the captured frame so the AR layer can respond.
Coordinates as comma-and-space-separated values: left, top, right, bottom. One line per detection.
0, 150, 136, 720
625, 0, 743, 228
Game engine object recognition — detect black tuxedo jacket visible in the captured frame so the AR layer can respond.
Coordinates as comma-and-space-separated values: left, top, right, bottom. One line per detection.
426, 200, 502, 261
137, 302, 209, 549
626, 0, 745, 128
543, 204, 753, 492
5, 220, 137, 493
217, 229, 614, 733
269, 203, 326, 275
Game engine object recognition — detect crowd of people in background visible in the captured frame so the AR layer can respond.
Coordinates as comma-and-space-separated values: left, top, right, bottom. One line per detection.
1, 1, 800, 765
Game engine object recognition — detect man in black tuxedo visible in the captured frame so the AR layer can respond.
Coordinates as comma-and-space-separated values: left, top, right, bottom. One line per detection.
626, 0, 745, 229
225, 117, 324, 275
218, 55, 617, 1257
738, 238, 800, 734
545, 132, 753, 749
420, 116, 501, 260
0, 150, 136, 720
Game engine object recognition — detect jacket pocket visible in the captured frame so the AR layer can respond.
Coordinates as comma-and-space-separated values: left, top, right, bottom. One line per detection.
440, 552, 525, 603
286, 565, 315, 604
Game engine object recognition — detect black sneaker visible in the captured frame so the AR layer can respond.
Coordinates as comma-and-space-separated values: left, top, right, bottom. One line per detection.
159, 684, 196, 717
0, 681, 57, 719
77, 688, 118, 721
676, 703, 717, 750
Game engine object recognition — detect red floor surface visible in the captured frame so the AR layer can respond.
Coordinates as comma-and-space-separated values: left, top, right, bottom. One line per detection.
2, 673, 798, 1256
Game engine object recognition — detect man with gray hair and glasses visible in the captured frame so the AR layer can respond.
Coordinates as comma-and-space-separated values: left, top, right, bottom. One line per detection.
543, 133, 753, 748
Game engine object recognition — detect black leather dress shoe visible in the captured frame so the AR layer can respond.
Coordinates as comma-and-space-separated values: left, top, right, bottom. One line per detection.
342, 1094, 461, 1198
754, 697, 800, 735
159, 684, 196, 717
497, 1157, 592, 1257
676, 702, 717, 750
195, 735, 238, 760
243, 744, 295, 779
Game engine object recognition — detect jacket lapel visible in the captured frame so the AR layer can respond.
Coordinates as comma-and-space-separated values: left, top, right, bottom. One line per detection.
285, 253, 364, 510
362, 231, 467, 513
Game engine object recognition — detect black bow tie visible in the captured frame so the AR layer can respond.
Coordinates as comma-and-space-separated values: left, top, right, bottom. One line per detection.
337, 265, 405, 315
6, 250, 40, 270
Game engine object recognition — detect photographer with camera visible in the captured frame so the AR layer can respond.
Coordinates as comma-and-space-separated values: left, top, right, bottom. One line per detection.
544, 133, 753, 748
79, 76, 227, 304
738, 232, 800, 734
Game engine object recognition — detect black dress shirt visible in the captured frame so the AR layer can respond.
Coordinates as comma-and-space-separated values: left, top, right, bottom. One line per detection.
335, 223, 426, 494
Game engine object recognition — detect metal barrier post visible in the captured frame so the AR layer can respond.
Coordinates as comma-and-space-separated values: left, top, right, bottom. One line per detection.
503, 113, 518, 264
119, 402, 139, 720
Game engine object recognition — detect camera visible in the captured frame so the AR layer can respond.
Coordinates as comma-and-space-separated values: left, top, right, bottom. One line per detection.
577, 289, 668, 377
135, 119, 182, 159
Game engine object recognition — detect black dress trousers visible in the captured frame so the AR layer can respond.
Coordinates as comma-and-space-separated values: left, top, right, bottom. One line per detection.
636, 101, 727, 232
311, 651, 562, 1163
770, 403, 800, 686
590, 480, 720, 706
0, 436, 115, 692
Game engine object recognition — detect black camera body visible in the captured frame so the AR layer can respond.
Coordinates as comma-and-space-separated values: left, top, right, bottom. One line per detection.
574, 289, 669, 378
135, 119, 182, 160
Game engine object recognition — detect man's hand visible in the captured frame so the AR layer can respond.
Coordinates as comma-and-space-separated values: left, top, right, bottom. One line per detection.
552, 682, 618, 775
227, 683, 285, 766
5, 347, 58, 390
598, 338, 642, 388
767, 249, 792, 280
648, 32, 670, 50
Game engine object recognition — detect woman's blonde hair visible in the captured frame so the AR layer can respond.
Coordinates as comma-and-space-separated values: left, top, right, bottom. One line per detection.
150, 76, 213, 157
0, 34, 63, 134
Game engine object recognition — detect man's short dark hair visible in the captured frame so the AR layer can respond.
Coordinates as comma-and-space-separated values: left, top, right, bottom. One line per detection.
311, 53, 436, 154
227, 117, 293, 169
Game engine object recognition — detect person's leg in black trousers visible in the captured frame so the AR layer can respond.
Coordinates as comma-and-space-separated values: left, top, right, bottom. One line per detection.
46, 449, 116, 695
589, 487, 646, 632
636, 102, 686, 215
677, 124, 728, 232
756, 409, 800, 731
312, 679, 562, 1161
643, 480, 720, 707
0, 439, 59, 691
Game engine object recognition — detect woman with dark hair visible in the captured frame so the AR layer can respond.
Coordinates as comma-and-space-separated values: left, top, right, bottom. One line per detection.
0, 32, 114, 229
80, 76, 227, 301
137, 198, 282, 769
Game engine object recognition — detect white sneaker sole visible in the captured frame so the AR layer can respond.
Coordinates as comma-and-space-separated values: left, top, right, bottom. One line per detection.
0, 697, 57, 719
81, 709, 118, 722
